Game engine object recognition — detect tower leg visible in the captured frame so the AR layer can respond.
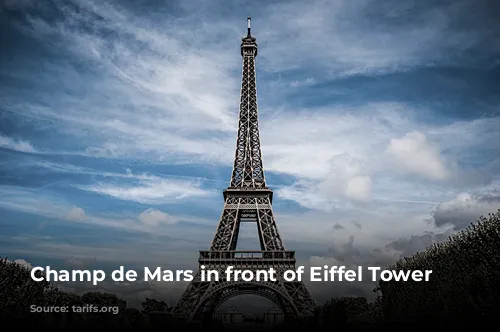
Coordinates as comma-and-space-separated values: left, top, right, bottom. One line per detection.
210, 193, 285, 252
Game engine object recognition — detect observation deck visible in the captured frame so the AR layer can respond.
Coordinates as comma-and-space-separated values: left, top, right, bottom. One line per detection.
199, 250, 296, 265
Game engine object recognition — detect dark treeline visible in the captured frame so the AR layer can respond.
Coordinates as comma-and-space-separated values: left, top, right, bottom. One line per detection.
1, 209, 499, 330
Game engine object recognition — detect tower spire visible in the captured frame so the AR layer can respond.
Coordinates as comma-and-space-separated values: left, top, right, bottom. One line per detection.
247, 16, 251, 37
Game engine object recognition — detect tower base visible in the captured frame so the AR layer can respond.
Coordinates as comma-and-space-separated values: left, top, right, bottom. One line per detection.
171, 250, 316, 321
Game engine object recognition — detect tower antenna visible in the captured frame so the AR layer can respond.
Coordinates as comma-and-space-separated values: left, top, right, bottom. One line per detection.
247, 16, 251, 37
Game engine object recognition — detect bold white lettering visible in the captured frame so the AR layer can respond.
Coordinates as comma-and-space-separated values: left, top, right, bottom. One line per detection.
283, 269, 296, 281
144, 267, 161, 281
295, 266, 304, 281
185, 270, 194, 281
162, 270, 174, 281
112, 266, 124, 281
45, 267, 61, 281
310, 267, 321, 281
410, 270, 423, 281
268, 268, 277, 281
58, 270, 69, 282
175, 270, 185, 281
345, 270, 356, 281
368, 267, 380, 281
241, 270, 253, 281
93, 270, 105, 285
72, 270, 91, 282
125, 270, 137, 282
225, 266, 234, 281
31, 267, 44, 281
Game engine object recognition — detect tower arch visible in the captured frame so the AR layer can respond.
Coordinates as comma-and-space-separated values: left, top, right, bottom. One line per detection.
190, 281, 299, 320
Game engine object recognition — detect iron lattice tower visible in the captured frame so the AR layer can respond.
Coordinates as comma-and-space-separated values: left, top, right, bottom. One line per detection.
171, 18, 316, 321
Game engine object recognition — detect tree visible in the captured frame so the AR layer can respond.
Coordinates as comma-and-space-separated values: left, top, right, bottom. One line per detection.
0, 258, 55, 324
141, 298, 169, 312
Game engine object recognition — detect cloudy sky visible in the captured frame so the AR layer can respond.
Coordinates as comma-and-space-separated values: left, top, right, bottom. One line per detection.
1, 0, 499, 309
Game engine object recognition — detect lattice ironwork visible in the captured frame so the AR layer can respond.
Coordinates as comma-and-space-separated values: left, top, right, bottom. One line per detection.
230, 17, 264, 190
171, 18, 316, 321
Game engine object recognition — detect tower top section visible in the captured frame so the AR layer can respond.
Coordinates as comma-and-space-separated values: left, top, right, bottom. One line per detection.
241, 16, 257, 56
229, 16, 266, 190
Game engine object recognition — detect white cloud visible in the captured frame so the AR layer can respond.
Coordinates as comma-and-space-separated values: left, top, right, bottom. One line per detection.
249, 0, 492, 76
0, 186, 215, 237
275, 154, 372, 210
290, 78, 316, 87
12, 0, 488, 170
386, 131, 450, 180
77, 178, 213, 205
276, 185, 338, 212
261, 105, 409, 180
7, 1, 497, 204
0, 135, 36, 153
0, 186, 71, 217
318, 154, 372, 202
35, 161, 228, 202
65, 206, 87, 222
33, 161, 226, 185
263, 107, 497, 211
138, 208, 174, 227
13, 258, 33, 269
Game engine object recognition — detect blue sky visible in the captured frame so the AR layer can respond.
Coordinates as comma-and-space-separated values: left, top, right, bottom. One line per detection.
1, 0, 499, 307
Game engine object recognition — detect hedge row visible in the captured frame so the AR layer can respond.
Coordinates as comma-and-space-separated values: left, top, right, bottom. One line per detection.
378, 209, 500, 323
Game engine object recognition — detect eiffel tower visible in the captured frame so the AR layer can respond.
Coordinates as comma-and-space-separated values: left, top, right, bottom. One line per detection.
171, 17, 316, 321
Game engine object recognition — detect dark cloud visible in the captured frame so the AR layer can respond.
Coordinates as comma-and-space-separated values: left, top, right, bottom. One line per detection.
383, 231, 454, 258
432, 190, 500, 229
332, 223, 345, 230
303, 228, 456, 302
362, 0, 500, 57
2, 0, 36, 10
448, 167, 496, 189
327, 236, 360, 265
477, 189, 500, 203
